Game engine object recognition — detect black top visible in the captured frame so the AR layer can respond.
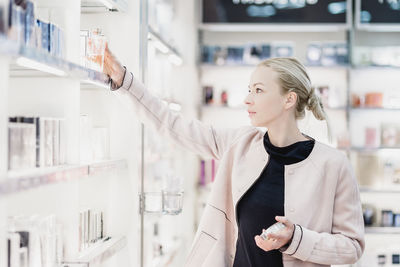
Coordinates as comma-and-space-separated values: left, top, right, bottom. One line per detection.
233, 132, 315, 267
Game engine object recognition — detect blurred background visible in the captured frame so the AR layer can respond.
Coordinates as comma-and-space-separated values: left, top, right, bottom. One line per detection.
0, 0, 400, 266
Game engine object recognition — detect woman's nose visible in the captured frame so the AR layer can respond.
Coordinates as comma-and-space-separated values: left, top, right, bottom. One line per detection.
244, 94, 253, 105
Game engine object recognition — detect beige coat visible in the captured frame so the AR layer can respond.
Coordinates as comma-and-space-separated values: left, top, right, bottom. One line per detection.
115, 71, 365, 267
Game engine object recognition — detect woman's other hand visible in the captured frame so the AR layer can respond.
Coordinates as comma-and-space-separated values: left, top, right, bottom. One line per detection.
103, 43, 125, 88
254, 216, 295, 251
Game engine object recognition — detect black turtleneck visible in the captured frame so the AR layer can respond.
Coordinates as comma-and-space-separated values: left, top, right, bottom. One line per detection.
233, 132, 315, 267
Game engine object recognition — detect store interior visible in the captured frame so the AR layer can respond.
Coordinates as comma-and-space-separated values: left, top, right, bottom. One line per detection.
1, 0, 400, 266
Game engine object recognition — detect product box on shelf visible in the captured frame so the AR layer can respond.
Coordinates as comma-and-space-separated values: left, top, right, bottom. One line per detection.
8, 2, 26, 43
79, 209, 105, 252
7, 214, 63, 267
306, 42, 349, 66
0, 0, 8, 34
8, 116, 66, 171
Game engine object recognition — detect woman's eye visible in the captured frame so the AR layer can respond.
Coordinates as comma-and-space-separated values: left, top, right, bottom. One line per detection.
256, 88, 262, 93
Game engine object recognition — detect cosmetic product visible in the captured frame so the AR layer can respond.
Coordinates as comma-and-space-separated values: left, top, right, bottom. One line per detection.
272, 43, 293, 58
382, 210, 394, 227
260, 44, 271, 60
226, 47, 244, 64
36, 19, 49, 52
365, 127, 379, 148
200, 160, 205, 186
365, 92, 383, 108
7, 232, 21, 267
306, 43, 322, 66
24, 0, 36, 47
8, 122, 23, 170
260, 222, 286, 240
44, 118, 53, 167
52, 119, 60, 165
204, 86, 214, 105
86, 28, 107, 71
80, 30, 89, 66
0, 0, 8, 34
394, 214, 400, 227
336, 43, 349, 65
321, 43, 336, 66
8, 3, 26, 43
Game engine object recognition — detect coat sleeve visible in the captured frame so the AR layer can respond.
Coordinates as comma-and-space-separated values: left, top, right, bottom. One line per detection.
281, 155, 365, 265
113, 70, 253, 160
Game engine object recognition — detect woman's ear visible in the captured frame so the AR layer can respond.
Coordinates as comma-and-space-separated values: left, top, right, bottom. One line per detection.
285, 91, 297, 110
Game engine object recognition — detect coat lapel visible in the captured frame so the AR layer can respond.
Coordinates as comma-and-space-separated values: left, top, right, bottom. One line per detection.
232, 134, 269, 211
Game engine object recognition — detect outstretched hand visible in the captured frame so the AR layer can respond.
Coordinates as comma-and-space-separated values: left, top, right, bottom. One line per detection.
103, 43, 125, 88
254, 216, 295, 252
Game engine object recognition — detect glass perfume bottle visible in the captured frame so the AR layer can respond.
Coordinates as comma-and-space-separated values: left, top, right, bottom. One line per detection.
260, 222, 286, 240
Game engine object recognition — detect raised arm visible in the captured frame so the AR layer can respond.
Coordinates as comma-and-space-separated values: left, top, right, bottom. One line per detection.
103, 45, 253, 160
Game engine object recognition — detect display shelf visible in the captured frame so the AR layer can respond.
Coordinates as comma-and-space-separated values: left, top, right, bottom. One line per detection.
365, 227, 400, 234
201, 105, 246, 110
198, 23, 349, 33
88, 159, 128, 175
81, 0, 129, 13
359, 186, 400, 194
0, 159, 127, 197
148, 26, 182, 65
350, 107, 400, 111
350, 146, 400, 152
152, 239, 182, 267
0, 36, 109, 89
351, 65, 400, 71
200, 63, 349, 69
64, 236, 127, 266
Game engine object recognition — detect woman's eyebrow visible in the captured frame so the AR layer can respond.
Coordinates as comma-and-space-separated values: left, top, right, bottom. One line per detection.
248, 82, 265, 89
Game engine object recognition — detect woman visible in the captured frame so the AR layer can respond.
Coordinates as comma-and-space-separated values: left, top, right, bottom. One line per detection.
104, 47, 365, 267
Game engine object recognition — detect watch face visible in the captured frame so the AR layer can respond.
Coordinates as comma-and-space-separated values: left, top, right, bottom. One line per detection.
202, 0, 348, 24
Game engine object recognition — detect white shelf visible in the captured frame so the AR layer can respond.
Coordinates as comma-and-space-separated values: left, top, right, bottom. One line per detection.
148, 26, 182, 60
0, 35, 110, 89
365, 227, 400, 234
199, 23, 349, 33
201, 105, 246, 111
200, 63, 349, 70
350, 146, 400, 152
81, 0, 128, 13
360, 186, 400, 194
89, 159, 127, 176
152, 239, 182, 267
351, 65, 400, 71
350, 107, 400, 111
64, 236, 127, 266
0, 159, 127, 197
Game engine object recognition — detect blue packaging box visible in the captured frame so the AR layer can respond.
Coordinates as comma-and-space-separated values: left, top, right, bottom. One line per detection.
25, 0, 35, 46
37, 19, 49, 52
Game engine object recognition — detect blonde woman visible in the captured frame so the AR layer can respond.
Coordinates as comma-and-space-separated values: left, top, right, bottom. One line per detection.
104, 47, 365, 267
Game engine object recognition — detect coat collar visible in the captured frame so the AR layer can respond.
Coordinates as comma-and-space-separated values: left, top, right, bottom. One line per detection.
232, 130, 321, 209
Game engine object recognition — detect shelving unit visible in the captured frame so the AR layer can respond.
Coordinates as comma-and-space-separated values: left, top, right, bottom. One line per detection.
0, 159, 127, 196
0, 36, 109, 89
81, 0, 129, 13
365, 227, 400, 235
0, 0, 142, 265
63, 236, 127, 266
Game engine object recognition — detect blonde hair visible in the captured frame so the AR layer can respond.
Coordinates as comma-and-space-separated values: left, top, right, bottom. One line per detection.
257, 57, 331, 139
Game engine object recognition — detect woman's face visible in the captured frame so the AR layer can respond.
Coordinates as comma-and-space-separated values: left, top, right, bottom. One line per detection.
244, 66, 289, 128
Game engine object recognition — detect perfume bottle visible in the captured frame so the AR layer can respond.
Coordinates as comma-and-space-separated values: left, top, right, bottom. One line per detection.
260, 222, 286, 240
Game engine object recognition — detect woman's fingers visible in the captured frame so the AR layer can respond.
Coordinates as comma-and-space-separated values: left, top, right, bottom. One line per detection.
255, 235, 279, 251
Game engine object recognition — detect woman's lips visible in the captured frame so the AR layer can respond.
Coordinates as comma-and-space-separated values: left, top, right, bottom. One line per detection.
248, 111, 256, 117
